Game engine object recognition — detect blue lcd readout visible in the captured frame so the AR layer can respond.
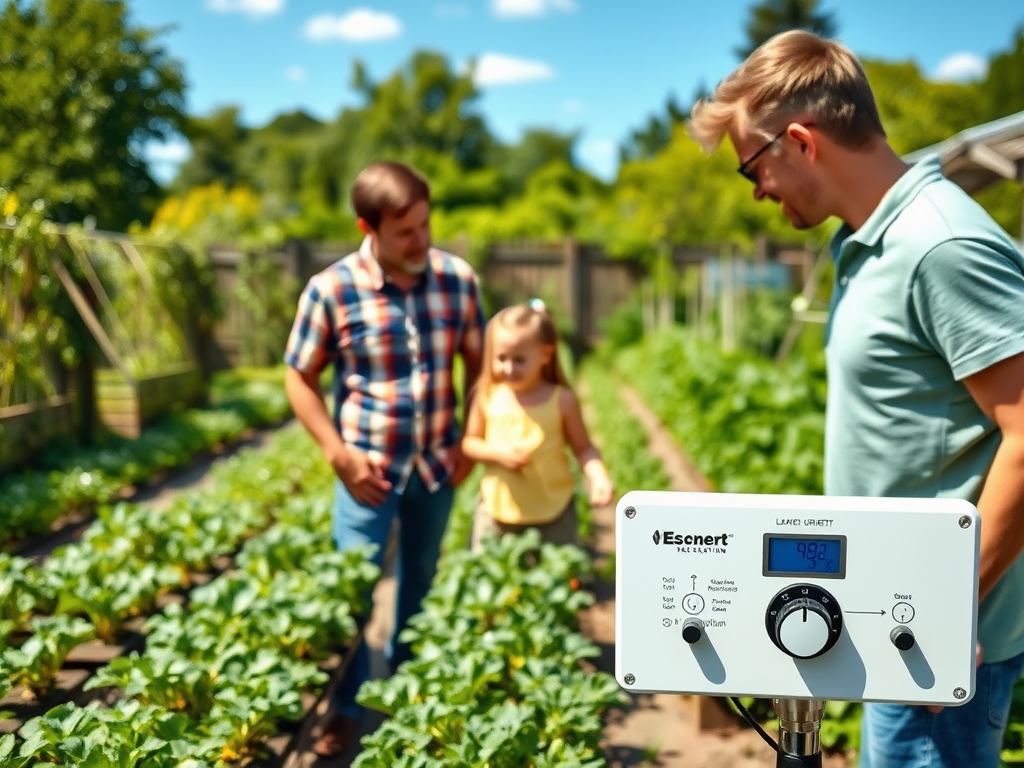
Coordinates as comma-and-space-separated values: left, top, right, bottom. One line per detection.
767, 537, 842, 575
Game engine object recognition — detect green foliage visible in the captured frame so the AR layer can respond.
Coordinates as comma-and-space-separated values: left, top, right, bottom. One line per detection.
979, 27, 1024, 123
0, 700, 207, 768
619, 95, 691, 164
596, 127, 833, 263
599, 299, 645, 354
863, 59, 984, 156
355, 530, 626, 767
356, 51, 492, 171
3, 425, 380, 764
975, 180, 1023, 242
153, 24, 1024, 255
0, 367, 291, 549
737, 0, 839, 59
580, 358, 670, 492
234, 251, 299, 367
1, 614, 94, 697
493, 129, 578, 196
614, 325, 826, 495
1004, 676, 1024, 763
0, 0, 186, 229
173, 106, 250, 194
0, 193, 88, 407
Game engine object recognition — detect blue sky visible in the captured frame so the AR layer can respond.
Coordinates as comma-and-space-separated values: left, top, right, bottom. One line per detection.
132, 0, 1023, 183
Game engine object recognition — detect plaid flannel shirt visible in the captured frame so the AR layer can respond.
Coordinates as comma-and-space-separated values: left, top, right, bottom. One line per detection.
284, 238, 485, 493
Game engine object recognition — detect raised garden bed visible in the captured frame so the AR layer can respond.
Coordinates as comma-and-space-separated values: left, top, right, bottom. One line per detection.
0, 396, 74, 473
95, 363, 206, 438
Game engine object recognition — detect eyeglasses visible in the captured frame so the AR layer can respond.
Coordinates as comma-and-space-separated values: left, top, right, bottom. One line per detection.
736, 129, 786, 184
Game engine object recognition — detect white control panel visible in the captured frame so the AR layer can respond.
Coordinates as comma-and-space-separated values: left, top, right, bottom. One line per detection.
615, 491, 980, 705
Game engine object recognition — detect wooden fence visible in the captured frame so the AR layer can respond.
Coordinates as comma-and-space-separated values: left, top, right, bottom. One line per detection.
207, 236, 815, 365
2, 233, 814, 472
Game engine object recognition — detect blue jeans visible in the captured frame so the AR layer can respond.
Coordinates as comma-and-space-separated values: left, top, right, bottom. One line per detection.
331, 469, 454, 719
860, 652, 1024, 768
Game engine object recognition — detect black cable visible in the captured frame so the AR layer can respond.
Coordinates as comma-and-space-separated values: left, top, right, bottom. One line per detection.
729, 697, 779, 751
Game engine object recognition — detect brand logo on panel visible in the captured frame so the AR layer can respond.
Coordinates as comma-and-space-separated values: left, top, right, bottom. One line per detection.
653, 530, 732, 554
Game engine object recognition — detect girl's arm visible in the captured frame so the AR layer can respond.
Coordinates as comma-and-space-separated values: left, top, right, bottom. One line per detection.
462, 397, 528, 469
559, 387, 614, 506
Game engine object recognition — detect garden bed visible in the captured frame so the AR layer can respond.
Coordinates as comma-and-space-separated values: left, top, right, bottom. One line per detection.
95, 363, 206, 438
0, 396, 74, 474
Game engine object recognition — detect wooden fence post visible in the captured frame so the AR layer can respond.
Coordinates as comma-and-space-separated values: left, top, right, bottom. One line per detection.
562, 236, 584, 356
284, 238, 312, 284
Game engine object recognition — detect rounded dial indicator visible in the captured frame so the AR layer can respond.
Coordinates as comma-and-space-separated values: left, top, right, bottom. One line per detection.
765, 583, 843, 659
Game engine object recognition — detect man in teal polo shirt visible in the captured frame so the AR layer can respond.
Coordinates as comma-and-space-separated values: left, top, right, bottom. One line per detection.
690, 29, 1024, 768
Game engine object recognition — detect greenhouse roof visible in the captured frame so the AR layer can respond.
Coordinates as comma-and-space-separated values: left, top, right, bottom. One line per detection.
905, 109, 1024, 195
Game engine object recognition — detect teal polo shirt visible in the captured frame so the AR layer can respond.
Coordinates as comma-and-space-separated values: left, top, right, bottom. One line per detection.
826, 155, 1024, 663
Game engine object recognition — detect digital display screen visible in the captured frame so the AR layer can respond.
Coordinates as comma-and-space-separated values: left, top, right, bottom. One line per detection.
765, 535, 845, 577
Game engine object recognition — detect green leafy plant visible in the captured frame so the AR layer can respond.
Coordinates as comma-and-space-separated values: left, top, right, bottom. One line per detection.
355, 531, 627, 767
0, 366, 293, 550
1, 615, 94, 698
0, 700, 209, 768
614, 325, 826, 495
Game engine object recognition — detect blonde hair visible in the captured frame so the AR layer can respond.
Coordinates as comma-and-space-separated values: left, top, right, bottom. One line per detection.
475, 302, 570, 403
689, 30, 885, 152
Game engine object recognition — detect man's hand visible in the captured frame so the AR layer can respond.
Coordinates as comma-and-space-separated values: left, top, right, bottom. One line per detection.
448, 443, 474, 487
927, 643, 983, 713
331, 447, 392, 507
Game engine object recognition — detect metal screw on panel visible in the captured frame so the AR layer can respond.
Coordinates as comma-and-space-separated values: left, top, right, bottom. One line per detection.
624, 674, 636, 685
625, 506, 636, 519
953, 687, 967, 699
958, 516, 972, 529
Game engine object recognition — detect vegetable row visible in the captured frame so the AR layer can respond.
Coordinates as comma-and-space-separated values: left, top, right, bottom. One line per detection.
1, 426, 380, 766
1, 368, 292, 549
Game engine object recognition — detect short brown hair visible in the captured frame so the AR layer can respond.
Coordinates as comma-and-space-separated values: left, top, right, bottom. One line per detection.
689, 30, 885, 152
351, 161, 431, 230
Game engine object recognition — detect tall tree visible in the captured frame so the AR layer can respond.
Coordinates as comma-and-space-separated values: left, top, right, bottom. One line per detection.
494, 128, 578, 195
862, 60, 984, 155
0, 0, 186, 229
353, 51, 493, 171
619, 95, 690, 163
737, 0, 839, 59
979, 26, 1024, 123
173, 106, 250, 193
240, 110, 325, 199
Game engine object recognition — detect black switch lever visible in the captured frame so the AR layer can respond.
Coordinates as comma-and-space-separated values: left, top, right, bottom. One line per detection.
890, 625, 915, 651
682, 617, 703, 644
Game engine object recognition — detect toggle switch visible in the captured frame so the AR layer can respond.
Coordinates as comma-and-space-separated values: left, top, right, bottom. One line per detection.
682, 617, 703, 644
890, 625, 915, 651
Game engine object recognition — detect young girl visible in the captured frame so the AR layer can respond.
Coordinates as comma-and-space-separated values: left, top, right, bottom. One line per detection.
462, 300, 614, 550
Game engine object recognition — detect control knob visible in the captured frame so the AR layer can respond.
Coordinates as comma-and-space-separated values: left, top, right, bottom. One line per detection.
766, 584, 843, 659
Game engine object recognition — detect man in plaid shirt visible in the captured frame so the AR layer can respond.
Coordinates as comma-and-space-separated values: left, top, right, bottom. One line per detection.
284, 161, 485, 757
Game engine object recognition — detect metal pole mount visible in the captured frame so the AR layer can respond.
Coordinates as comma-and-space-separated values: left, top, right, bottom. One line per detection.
773, 698, 824, 768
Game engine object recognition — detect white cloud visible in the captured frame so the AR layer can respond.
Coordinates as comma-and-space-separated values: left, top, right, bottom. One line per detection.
286, 65, 306, 82
304, 9, 402, 42
435, 4, 470, 18
471, 53, 555, 86
562, 98, 584, 114
934, 51, 987, 82
578, 139, 617, 181
205, 0, 284, 18
491, 0, 576, 17
143, 137, 192, 185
